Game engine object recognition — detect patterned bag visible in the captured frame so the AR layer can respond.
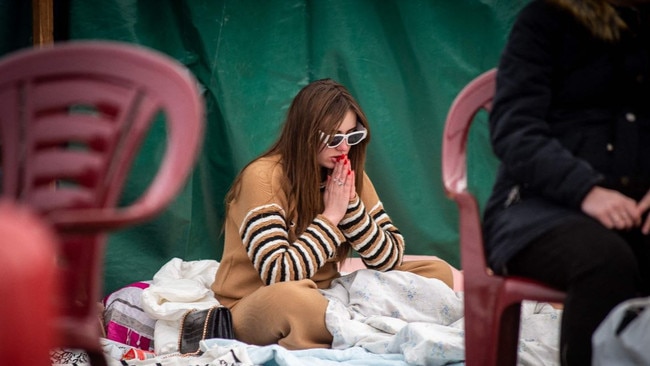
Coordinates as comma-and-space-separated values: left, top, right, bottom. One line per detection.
103, 281, 156, 351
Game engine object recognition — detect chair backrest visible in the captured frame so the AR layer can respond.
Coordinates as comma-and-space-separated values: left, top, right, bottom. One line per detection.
0, 41, 204, 355
0, 41, 204, 231
441, 68, 496, 277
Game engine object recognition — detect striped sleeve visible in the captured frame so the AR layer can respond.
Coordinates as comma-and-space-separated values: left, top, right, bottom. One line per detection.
339, 196, 404, 271
240, 203, 345, 285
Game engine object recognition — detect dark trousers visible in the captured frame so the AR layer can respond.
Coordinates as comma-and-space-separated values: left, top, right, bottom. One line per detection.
506, 216, 650, 366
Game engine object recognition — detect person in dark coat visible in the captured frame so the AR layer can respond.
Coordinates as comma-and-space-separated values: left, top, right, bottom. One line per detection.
482, 0, 650, 364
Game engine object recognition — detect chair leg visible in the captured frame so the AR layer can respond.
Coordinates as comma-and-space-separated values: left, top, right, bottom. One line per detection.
464, 288, 501, 366
496, 303, 522, 366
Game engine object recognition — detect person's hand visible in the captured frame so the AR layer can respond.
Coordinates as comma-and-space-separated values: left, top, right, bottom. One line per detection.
581, 186, 640, 230
322, 155, 355, 225
637, 189, 650, 234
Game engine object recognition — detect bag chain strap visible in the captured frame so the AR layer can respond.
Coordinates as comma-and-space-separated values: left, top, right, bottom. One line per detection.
176, 305, 219, 357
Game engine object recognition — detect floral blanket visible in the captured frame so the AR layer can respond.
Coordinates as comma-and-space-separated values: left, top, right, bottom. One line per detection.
322, 269, 560, 366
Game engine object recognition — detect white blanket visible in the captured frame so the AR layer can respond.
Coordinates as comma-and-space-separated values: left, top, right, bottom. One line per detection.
137, 258, 561, 365
321, 269, 561, 366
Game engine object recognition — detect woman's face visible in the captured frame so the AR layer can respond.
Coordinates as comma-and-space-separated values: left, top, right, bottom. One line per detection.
317, 109, 358, 169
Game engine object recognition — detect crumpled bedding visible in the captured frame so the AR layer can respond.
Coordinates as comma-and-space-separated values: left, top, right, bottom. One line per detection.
321, 269, 561, 366
88, 257, 561, 366
140, 257, 221, 354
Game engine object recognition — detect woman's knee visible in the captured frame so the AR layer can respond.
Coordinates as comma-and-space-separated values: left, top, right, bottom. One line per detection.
232, 280, 331, 347
395, 260, 454, 288
240, 279, 326, 315
271, 279, 323, 306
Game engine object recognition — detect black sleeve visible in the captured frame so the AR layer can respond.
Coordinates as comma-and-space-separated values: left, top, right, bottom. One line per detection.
490, 0, 603, 209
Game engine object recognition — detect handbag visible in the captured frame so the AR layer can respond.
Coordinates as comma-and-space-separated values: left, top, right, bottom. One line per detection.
178, 305, 234, 355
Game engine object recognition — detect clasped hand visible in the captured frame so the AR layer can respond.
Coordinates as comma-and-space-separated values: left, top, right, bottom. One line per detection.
582, 186, 650, 234
322, 154, 356, 226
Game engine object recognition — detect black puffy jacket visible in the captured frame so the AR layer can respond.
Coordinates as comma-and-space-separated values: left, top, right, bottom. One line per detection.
483, 0, 650, 273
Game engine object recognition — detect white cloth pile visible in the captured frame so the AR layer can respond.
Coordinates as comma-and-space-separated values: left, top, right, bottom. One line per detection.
141, 258, 222, 354
322, 269, 561, 366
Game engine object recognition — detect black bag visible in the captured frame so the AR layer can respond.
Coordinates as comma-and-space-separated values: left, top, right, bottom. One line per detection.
178, 305, 234, 355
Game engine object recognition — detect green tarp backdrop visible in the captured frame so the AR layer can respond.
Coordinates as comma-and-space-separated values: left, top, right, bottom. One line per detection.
4, 0, 529, 295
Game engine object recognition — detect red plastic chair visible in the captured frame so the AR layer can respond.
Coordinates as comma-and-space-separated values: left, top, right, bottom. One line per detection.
441, 68, 565, 366
0, 200, 58, 366
0, 41, 204, 365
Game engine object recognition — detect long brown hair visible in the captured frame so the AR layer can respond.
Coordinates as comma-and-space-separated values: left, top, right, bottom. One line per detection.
225, 78, 371, 260
549, 0, 632, 41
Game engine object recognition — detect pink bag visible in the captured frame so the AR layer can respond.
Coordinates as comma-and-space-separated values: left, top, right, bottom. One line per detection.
103, 281, 156, 351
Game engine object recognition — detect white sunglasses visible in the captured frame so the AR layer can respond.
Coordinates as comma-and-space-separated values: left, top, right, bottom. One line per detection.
319, 124, 367, 148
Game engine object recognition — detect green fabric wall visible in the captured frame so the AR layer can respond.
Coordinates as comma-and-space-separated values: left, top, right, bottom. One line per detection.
6, 0, 530, 295
0, 1, 31, 54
